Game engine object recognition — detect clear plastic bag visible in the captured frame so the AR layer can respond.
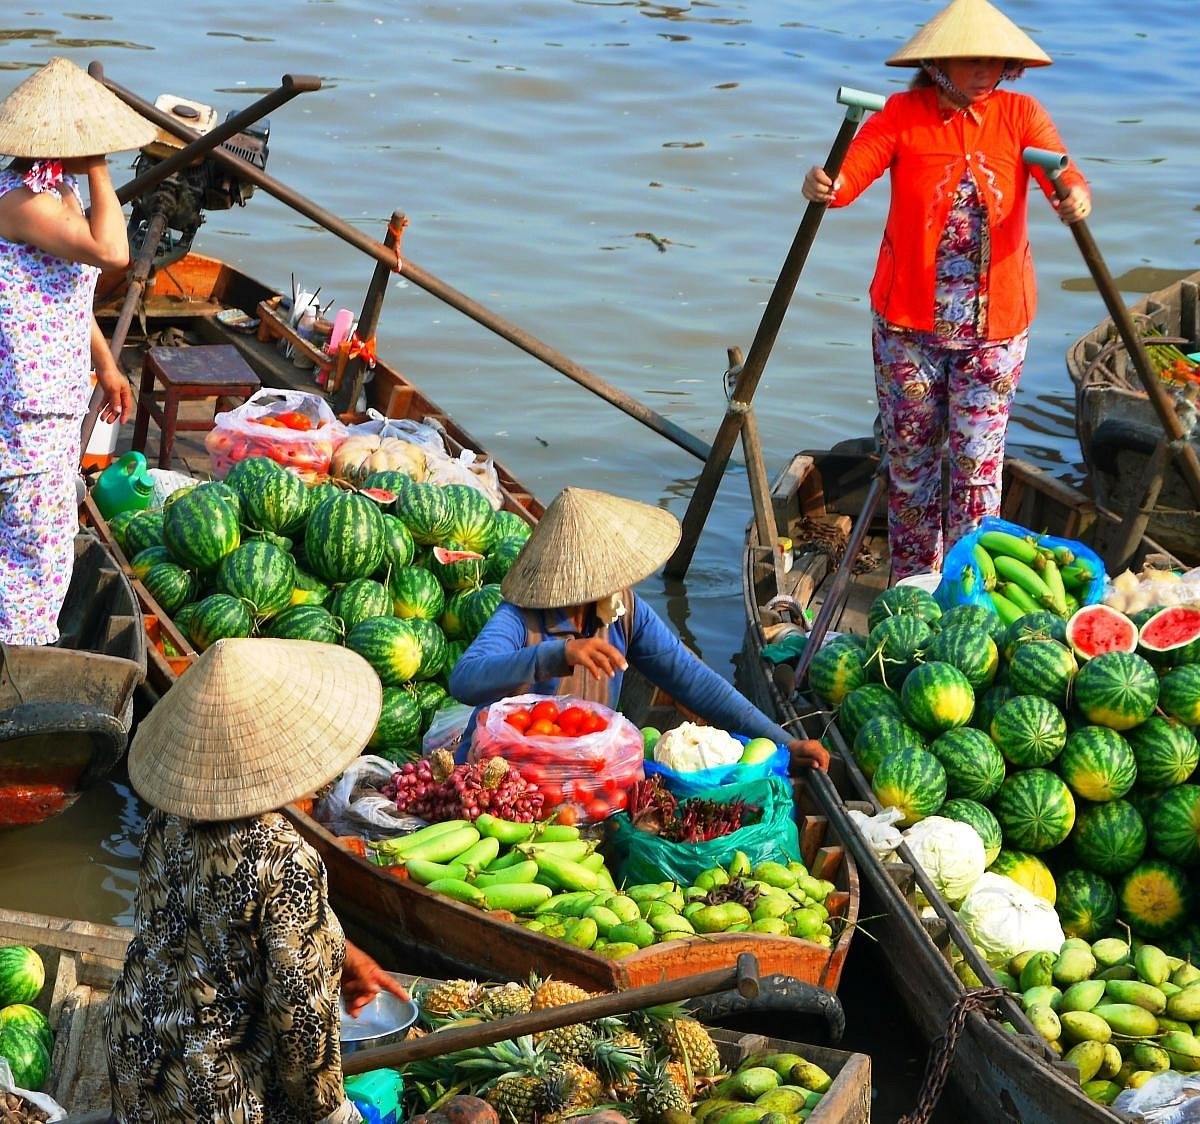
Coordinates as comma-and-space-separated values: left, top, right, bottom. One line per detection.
847, 806, 905, 862
347, 409, 448, 453
315, 755, 428, 840
1114, 1072, 1200, 1122
423, 446, 505, 510
469, 694, 644, 824
421, 701, 474, 756
0, 1059, 65, 1121
205, 388, 348, 482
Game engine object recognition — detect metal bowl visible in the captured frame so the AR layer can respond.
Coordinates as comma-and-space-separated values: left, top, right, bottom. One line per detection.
339, 976, 420, 1053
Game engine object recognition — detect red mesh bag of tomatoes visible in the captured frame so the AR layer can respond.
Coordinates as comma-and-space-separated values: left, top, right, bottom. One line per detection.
468, 694, 645, 826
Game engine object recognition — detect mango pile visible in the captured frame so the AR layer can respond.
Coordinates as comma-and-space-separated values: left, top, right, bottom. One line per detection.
693, 1051, 834, 1124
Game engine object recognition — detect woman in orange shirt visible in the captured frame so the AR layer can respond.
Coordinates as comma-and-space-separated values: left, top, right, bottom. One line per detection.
802, 0, 1090, 578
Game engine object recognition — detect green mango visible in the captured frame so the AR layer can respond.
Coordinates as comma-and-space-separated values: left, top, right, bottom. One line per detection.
1103, 979, 1167, 1014
1162, 982, 1183, 998
993, 969, 1019, 991
706, 1106, 770, 1124
692, 903, 752, 934
1126, 1070, 1156, 1089
1019, 950, 1057, 992
1091, 937, 1130, 968
1021, 985, 1062, 1013
1053, 947, 1098, 987
1099, 1043, 1123, 1079
727, 851, 752, 878
752, 896, 793, 922
749, 918, 790, 936
648, 911, 696, 937
1161, 1031, 1200, 1072
954, 960, 984, 988
723, 1067, 782, 1101
1081, 1080, 1121, 1106
788, 1061, 833, 1094
1059, 1011, 1112, 1045
1132, 1043, 1171, 1073
694, 1101, 740, 1124
597, 941, 639, 960
1060, 980, 1106, 1013
1062, 1040, 1105, 1083
1009, 949, 1039, 978
1172, 962, 1200, 988
1157, 1016, 1193, 1035
1095, 963, 1135, 981
1135, 944, 1171, 987
1167, 982, 1200, 1022
1092, 1002, 1159, 1039
607, 919, 656, 948
752, 862, 797, 889
583, 905, 622, 936
750, 1054, 808, 1080
754, 1089, 807, 1114
1026, 1004, 1061, 1043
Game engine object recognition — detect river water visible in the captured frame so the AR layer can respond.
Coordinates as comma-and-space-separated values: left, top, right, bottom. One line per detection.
1, 0, 1197, 1109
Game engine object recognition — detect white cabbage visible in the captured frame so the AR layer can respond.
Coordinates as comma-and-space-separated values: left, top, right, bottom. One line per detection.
901, 815, 986, 905
652, 722, 744, 773
957, 872, 1065, 967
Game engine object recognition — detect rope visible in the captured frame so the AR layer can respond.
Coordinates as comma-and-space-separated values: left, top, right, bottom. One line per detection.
897, 986, 1009, 1124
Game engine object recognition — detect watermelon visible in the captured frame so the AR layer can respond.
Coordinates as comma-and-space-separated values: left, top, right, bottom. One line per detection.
1005, 640, 1077, 708
129, 544, 174, 581
408, 617, 449, 681
940, 603, 1007, 644
459, 584, 502, 639
441, 484, 497, 553
1160, 665, 1200, 726
988, 849, 1057, 904
1074, 651, 1160, 731
990, 695, 1067, 768
491, 509, 533, 542
361, 470, 416, 501
163, 487, 241, 571
189, 480, 242, 519
377, 514, 417, 576
304, 492, 387, 584
1002, 611, 1068, 662
485, 535, 526, 584
1057, 726, 1137, 803
266, 604, 343, 644
939, 798, 1003, 865
369, 687, 423, 753
972, 683, 1015, 736
439, 588, 473, 641
808, 641, 868, 708
215, 541, 296, 619
122, 508, 166, 557
837, 684, 904, 741
1139, 605, 1200, 667
187, 594, 254, 649
429, 542, 487, 593
1070, 798, 1147, 876
395, 481, 455, 545
1149, 785, 1200, 867
330, 578, 393, 630
924, 627, 999, 689
390, 565, 446, 621
1126, 717, 1200, 790
290, 570, 330, 607
106, 509, 140, 554
226, 455, 310, 535
346, 616, 423, 685
0, 1022, 48, 1090
0, 948, 43, 1007
1118, 859, 1191, 939
441, 638, 469, 683
871, 746, 946, 827
992, 769, 1076, 853
900, 662, 975, 735
1066, 604, 1138, 661
852, 714, 926, 779
173, 602, 201, 643
142, 562, 200, 615
929, 727, 1006, 802
1055, 869, 1119, 941
866, 615, 934, 689
411, 680, 449, 721
0, 1004, 51, 1054
867, 585, 942, 633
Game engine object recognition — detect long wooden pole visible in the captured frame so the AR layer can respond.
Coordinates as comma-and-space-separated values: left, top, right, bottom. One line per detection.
94, 72, 712, 462
664, 87, 886, 579
1024, 145, 1200, 507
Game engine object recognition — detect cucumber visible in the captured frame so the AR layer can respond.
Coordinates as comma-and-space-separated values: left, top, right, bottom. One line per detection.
480, 882, 555, 913
370, 818, 472, 860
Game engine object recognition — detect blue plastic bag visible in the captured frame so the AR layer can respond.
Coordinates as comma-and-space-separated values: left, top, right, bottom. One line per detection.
644, 734, 790, 800
934, 515, 1106, 614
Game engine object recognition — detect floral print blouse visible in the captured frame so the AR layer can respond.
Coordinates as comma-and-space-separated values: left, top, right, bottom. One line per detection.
105, 810, 355, 1124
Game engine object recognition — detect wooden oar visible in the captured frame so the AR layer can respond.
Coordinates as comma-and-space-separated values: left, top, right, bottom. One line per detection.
1024, 145, 1200, 507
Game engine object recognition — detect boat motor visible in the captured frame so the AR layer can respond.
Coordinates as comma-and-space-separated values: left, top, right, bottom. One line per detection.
125, 94, 270, 269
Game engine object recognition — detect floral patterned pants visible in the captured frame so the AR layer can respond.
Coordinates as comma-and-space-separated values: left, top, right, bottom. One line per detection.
872, 317, 1027, 580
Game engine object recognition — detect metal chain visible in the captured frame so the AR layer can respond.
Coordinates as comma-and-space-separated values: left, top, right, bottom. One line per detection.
897, 986, 1009, 1124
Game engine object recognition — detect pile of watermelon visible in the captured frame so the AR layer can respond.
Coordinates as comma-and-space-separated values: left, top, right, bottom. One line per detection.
809, 584, 1200, 958
106, 457, 533, 762
0, 945, 52, 1091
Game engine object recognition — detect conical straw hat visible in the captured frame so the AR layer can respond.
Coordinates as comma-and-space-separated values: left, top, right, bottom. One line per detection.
887, 0, 1051, 67
128, 638, 382, 821
501, 487, 681, 608
0, 57, 156, 159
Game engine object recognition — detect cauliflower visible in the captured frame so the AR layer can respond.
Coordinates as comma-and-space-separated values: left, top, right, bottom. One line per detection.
957, 873, 1065, 967
652, 722, 744, 773
902, 816, 986, 906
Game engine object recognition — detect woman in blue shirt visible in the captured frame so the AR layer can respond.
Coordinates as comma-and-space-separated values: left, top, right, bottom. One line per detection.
449, 486, 829, 771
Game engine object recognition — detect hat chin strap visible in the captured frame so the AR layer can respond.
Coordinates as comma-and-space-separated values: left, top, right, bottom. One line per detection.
921, 61, 973, 108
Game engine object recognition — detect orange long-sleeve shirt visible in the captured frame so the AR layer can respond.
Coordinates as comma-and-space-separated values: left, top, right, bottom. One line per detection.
831, 86, 1087, 340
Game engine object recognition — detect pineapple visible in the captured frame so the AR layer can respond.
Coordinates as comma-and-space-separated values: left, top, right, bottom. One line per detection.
638, 1005, 722, 1078
553, 1060, 602, 1111
529, 974, 592, 1011
487, 1075, 545, 1124
535, 1021, 597, 1063
481, 981, 534, 1018
633, 1056, 693, 1124
416, 977, 483, 1017
590, 1031, 644, 1099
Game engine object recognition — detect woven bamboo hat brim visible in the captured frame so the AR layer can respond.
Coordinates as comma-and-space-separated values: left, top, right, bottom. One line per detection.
501, 487, 681, 608
886, 0, 1051, 67
0, 57, 156, 158
128, 638, 382, 821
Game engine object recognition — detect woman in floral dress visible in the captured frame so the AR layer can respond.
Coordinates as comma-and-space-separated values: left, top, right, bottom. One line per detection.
0, 57, 146, 643
801, 0, 1092, 578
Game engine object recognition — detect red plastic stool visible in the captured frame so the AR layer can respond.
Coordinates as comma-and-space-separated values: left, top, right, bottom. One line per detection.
132, 345, 261, 469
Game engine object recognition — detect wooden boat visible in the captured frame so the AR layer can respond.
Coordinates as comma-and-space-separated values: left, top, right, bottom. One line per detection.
1065, 268, 1200, 564
0, 533, 146, 828
736, 439, 1175, 1123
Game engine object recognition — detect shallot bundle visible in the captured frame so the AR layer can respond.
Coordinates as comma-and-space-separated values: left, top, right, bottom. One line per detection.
382, 749, 544, 823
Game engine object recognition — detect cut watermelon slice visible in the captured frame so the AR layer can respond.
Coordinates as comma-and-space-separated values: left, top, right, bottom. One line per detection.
1139, 605, 1200, 661
1066, 604, 1138, 661
432, 546, 485, 564
359, 487, 398, 505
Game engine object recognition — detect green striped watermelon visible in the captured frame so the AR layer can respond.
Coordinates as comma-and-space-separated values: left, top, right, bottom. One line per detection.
304, 492, 386, 584
1055, 869, 1119, 940
868, 585, 943, 633
988, 849, 1056, 904
226, 455, 311, 535
408, 617, 449, 681
441, 484, 497, 553
491, 509, 533, 541
852, 714, 926, 779
129, 544, 173, 581
900, 662, 975, 734
0, 1022, 48, 1090
871, 747, 946, 827
1160, 666, 1200, 726
0, 1004, 51, 1054
143, 562, 200, 616
1002, 611, 1067, 662
411, 679, 448, 718
1127, 717, 1200, 790
173, 602, 201, 644
106, 509, 140, 555
215, 541, 296, 620
346, 616, 423, 686
459, 584, 502, 639
990, 695, 1067, 767
163, 487, 241, 571
361, 471, 415, 503
929, 727, 1006, 802
377, 513, 416, 576
389, 565, 446, 621
122, 509, 166, 557
837, 684, 904, 740
1074, 651, 1160, 731
992, 769, 1076, 853
369, 687, 423, 755
439, 588, 472, 641
485, 535, 526, 584
1058, 727, 1137, 803
940, 603, 1007, 644
924, 626, 999, 689
441, 638, 468, 684
181, 480, 242, 519
1070, 798, 1147, 876
429, 542, 487, 593
330, 578, 393, 630
1005, 640, 1078, 708
808, 641, 868, 708
187, 594, 254, 650
1149, 785, 1200, 867
1119, 859, 1191, 939
0, 948, 43, 1006
395, 481, 455, 545
290, 570, 330, 607
939, 798, 1003, 865
266, 604, 342, 644
972, 683, 1015, 736
866, 615, 934, 689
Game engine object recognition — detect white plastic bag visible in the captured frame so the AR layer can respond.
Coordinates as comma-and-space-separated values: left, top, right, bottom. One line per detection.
847, 806, 904, 862
315, 755, 427, 840
347, 409, 447, 452
146, 467, 198, 507
1114, 1071, 1200, 1122
0, 1059, 66, 1121
423, 446, 505, 509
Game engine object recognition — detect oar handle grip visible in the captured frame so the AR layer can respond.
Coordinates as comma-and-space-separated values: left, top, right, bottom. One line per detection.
837, 86, 887, 115
1023, 146, 1069, 175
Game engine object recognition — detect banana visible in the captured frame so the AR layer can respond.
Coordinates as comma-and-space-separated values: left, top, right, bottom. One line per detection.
999, 580, 1042, 616
989, 590, 1023, 625
993, 554, 1057, 611
972, 544, 997, 591
978, 530, 1041, 566
1037, 555, 1069, 616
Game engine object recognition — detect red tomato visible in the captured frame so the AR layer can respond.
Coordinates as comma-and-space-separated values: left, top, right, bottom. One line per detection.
582, 712, 609, 734
555, 805, 579, 827
556, 706, 587, 734
275, 410, 315, 431
566, 778, 595, 802
257, 416, 285, 428
520, 762, 548, 785
528, 718, 557, 737
609, 788, 629, 811
506, 709, 532, 732
585, 798, 612, 821
539, 782, 563, 805
530, 700, 560, 724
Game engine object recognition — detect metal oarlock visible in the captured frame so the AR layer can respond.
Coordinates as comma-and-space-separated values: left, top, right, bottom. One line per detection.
1022, 145, 1069, 174
836, 86, 887, 116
